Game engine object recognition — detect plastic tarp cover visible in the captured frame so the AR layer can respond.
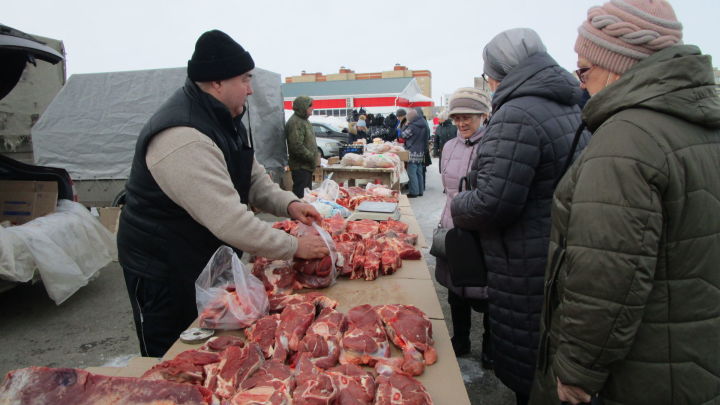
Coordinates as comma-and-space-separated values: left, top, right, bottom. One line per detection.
31, 67, 287, 180
0, 200, 117, 305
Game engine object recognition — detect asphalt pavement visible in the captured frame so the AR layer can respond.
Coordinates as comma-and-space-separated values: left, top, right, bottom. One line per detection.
0, 157, 514, 404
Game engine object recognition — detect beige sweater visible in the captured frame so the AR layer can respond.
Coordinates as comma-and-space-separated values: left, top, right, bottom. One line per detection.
146, 127, 298, 260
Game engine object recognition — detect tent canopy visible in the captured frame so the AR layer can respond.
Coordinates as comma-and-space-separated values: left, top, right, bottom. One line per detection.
32, 67, 287, 180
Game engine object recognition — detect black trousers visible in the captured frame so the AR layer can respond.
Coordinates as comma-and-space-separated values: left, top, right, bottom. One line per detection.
448, 290, 491, 353
292, 169, 313, 199
123, 270, 198, 357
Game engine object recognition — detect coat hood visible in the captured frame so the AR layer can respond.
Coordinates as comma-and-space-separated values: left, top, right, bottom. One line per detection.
583, 45, 720, 132
492, 52, 582, 111
292, 96, 313, 119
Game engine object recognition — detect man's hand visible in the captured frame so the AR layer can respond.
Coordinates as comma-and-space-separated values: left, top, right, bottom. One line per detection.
288, 201, 323, 225
295, 234, 329, 259
557, 378, 591, 405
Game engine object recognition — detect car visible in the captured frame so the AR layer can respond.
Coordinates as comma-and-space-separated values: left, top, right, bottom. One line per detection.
312, 122, 351, 144
316, 137, 343, 158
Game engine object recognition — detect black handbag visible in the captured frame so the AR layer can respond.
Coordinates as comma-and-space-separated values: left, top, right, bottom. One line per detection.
445, 176, 487, 287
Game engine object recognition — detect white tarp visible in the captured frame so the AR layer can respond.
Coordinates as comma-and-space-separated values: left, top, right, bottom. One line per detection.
31, 67, 287, 180
0, 200, 117, 305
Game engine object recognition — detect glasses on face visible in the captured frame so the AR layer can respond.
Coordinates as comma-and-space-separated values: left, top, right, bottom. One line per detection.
575, 67, 592, 84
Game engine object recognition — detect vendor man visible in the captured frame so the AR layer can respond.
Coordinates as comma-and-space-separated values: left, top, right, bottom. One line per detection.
117, 29, 328, 357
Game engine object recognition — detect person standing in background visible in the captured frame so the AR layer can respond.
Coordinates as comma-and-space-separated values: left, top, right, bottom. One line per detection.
434, 111, 458, 170
401, 108, 429, 198
435, 87, 493, 365
286, 96, 319, 198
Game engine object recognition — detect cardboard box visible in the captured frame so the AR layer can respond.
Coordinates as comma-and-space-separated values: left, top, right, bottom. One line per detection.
312, 167, 323, 183
0, 180, 58, 225
396, 150, 409, 161
327, 156, 340, 165
97, 207, 122, 234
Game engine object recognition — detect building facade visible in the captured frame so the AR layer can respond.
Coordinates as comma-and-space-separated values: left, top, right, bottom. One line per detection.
284, 65, 433, 117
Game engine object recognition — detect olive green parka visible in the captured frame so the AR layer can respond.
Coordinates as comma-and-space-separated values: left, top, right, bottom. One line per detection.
286, 96, 318, 171
531, 45, 720, 405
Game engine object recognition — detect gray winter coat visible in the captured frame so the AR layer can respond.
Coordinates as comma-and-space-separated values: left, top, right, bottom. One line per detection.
451, 52, 589, 395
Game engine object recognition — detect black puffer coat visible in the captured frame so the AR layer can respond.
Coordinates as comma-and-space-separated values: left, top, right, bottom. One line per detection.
450, 52, 589, 395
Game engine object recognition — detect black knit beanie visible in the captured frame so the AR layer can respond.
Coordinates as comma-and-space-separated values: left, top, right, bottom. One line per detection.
187, 30, 255, 82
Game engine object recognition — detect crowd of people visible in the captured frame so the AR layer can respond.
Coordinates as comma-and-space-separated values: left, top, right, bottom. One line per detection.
116, 0, 719, 404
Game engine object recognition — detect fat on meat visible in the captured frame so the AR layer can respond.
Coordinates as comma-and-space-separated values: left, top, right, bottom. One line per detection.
373, 367, 433, 405
268, 292, 337, 313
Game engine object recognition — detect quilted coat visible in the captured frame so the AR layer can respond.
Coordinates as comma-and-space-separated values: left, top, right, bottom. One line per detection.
531, 45, 720, 405
451, 51, 588, 395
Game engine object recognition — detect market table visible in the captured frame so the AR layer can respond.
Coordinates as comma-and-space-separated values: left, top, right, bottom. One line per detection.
89, 205, 470, 404
322, 164, 399, 190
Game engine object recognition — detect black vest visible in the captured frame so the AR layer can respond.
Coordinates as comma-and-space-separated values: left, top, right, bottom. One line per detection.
117, 79, 254, 281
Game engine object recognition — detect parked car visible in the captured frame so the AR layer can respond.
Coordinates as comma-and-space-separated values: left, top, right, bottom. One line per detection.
312, 122, 350, 144
316, 137, 343, 158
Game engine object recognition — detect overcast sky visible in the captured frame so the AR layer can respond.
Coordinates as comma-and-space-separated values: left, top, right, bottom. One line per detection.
6, 0, 719, 105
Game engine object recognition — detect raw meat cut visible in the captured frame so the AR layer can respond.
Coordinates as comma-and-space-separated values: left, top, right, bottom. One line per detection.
268, 292, 338, 313
294, 307, 347, 369
272, 219, 299, 235
373, 370, 433, 405
361, 239, 383, 281
335, 241, 358, 276
375, 305, 436, 376
141, 349, 220, 385
0, 366, 214, 404
349, 242, 367, 280
294, 255, 336, 289
231, 361, 295, 405
340, 304, 391, 366
292, 356, 337, 405
252, 258, 299, 294
325, 364, 376, 405
378, 219, 409, 234
214, 343, 265, 399
380, 249, 402, 276
322, 213, 347, 237
201, 335, 245, 352
273, 301, 316, 363
346, 220, 380, 239
374, 235, 421, 260
245, 314, 281, 358
334, 232, 362, 243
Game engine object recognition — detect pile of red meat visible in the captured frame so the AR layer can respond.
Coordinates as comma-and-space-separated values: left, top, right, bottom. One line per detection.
336, 186, 399, 211
253, 216, 421, 295
140, 293, 436, 404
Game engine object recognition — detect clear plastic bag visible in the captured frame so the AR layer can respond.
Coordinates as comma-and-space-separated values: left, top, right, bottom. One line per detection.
304, 178, 340, 203
196, 246, 269, 330
293, 223, 338, 289
340, 153, 365, 167
366, 183, 395, 197
365, 143, 392, 154
364, 154, 397, 168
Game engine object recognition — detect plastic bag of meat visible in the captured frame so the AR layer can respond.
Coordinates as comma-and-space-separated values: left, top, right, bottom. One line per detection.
364, 154, 397, 169
196, 246, 269, 330
294, 223, 339, 289
340, 153, 365, 167
365, 183, 396, 198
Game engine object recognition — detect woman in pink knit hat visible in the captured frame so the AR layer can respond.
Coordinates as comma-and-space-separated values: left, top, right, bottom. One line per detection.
531, 1, 720, 404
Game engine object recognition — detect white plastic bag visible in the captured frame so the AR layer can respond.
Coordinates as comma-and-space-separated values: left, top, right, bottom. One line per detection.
364, 154, 397, 168
196, 246, 268, 330
366, 183, 395, 198
340, 153, 365, 167
0, 200, 116, 305
304, 178, 340, 203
